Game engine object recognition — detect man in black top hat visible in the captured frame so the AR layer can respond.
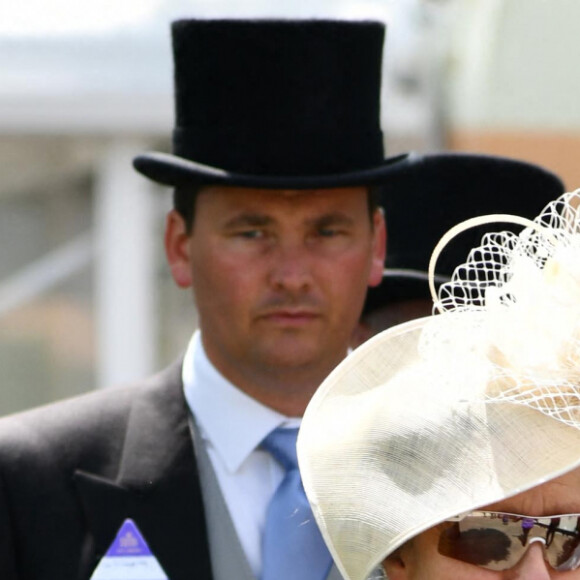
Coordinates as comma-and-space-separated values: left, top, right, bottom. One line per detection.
352, 152, 565, 346
0, 19, 406, 580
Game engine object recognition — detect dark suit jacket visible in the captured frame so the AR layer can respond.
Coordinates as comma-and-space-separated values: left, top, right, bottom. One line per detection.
0, 362, 214, 579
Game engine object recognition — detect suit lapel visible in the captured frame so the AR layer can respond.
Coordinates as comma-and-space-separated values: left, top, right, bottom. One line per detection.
74, 362, 213, 580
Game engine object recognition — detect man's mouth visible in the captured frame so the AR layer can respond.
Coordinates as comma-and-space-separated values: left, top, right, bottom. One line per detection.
258, 309, 321, 326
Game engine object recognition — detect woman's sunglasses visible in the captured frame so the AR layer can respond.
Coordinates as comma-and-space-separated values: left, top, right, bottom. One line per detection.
437, 511, 580, 571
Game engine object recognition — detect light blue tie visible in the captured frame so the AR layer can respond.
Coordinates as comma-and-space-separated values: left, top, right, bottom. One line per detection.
261, 427, 333, 580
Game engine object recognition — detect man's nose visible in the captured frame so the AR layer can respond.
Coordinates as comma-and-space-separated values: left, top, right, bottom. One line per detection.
269, 241, 313, 292
505, 541, 552, 580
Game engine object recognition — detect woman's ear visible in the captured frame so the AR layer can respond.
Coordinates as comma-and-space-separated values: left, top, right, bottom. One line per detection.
382, 549, 408, 580
164, 210, 194, 288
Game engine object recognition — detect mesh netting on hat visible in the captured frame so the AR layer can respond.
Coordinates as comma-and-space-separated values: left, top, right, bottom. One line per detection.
428, 190, 580, 428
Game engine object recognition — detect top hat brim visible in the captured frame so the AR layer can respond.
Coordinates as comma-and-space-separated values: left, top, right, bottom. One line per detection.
133, 151, 411, 189
361, 269, 450, 316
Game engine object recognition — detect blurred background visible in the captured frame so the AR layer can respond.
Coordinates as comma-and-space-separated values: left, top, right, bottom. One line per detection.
1, 0, 579, 415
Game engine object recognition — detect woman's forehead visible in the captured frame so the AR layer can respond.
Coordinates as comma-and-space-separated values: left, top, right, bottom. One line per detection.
483, 467, 580, 516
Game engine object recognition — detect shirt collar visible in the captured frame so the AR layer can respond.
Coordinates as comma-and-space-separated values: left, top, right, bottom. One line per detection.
183, 331, 300, 473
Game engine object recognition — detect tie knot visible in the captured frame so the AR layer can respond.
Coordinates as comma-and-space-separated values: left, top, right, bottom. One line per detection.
262, 427, 299, 472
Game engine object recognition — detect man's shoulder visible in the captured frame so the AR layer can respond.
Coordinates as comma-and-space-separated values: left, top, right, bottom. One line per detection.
0, 360, 184, 464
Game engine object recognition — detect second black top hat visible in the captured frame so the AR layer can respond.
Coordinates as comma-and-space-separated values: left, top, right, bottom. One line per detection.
363, 152, 565, 314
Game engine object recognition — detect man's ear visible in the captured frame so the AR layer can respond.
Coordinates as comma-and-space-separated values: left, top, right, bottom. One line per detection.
368, 207, 386, 288
164, 210, 193, 288
382, 550, 408, 580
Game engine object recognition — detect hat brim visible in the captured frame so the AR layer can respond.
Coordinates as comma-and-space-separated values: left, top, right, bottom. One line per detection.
133, 151, 411, 188
362, 269, 450, 315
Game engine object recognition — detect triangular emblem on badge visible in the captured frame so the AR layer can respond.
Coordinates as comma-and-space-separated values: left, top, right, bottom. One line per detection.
89, 518, 169, 579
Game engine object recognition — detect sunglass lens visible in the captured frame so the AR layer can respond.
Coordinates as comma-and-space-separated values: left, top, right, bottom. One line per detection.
438, 521, 515, 569
439, 514, 580, 572
549, 536, 580, 571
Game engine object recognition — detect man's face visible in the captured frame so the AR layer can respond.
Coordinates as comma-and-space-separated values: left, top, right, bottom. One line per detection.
165, 185, 385, 414
383, 467, 580, 580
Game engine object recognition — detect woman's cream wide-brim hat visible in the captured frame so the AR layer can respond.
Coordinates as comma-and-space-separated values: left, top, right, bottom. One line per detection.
298, 191, 580, 580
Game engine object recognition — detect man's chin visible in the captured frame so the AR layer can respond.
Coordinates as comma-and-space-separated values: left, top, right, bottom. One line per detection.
253, 337, 345, 373
258, 348, 316, 369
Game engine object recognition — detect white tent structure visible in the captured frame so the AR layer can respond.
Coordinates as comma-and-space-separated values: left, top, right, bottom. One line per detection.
445, 0, 580, 187
0, 25, 172, 396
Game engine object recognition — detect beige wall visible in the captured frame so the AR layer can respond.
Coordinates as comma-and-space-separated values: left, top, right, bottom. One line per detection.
446, 0, 580, 190
449, 130, 580, 191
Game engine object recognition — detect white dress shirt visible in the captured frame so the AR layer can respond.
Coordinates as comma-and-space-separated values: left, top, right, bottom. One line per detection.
182, 331, 301, 578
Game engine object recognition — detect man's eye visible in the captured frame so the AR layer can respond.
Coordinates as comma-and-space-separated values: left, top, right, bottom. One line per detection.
238, 229, 264, 239
318, 228, 340, 237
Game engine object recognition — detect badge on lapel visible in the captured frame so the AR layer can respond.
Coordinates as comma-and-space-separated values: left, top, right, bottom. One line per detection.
89, 518, 169, 579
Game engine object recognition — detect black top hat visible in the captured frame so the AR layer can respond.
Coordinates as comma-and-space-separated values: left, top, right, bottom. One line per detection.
133, 19, 408, 188
363, 152, 565, 315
